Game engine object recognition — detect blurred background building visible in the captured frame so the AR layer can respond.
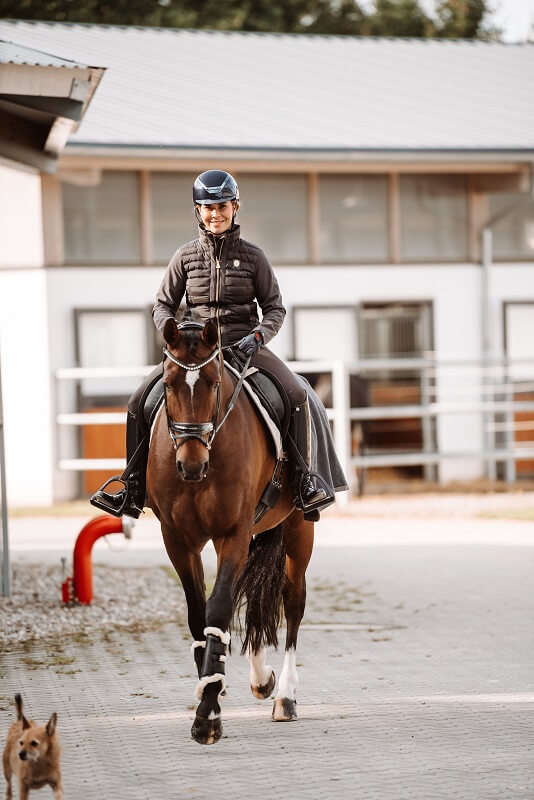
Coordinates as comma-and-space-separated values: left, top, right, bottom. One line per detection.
0, 20, 533, 505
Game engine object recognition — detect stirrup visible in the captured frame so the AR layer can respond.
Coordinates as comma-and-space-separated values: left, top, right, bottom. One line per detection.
90, 476, 142, 519
296, 472, 332, 514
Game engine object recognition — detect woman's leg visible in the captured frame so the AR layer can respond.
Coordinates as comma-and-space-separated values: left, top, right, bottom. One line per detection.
251, 349, 327, 512
90, 364, 163, 518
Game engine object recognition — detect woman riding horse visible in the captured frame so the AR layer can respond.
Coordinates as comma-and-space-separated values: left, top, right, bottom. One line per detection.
91, 169, 331, 520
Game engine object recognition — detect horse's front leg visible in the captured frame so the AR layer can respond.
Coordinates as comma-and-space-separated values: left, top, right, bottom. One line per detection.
192, 534, 248, 745
160, 524, 207, 676
273, 513, 313, 722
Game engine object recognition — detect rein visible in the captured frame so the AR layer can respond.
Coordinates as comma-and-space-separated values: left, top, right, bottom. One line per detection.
163, 333, 251, 451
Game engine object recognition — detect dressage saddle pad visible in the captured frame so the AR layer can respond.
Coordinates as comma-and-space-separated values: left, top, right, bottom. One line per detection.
141, 353, 290, 458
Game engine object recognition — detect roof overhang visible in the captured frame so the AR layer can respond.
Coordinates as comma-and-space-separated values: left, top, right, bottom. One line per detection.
59, 145, 534, 182
0, 50, 105, 173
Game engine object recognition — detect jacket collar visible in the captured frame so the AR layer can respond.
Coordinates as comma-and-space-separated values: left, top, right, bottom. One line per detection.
198, 223, 241, 250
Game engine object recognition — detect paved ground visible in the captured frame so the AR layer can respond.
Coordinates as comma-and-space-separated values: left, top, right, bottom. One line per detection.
1, 494, 533, 799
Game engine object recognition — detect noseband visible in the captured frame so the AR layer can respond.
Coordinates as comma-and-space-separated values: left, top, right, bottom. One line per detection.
163, 342, 221, 450
163, 321, 251, 452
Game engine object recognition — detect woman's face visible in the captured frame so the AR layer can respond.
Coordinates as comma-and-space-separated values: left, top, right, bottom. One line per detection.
198, 201, 236, 235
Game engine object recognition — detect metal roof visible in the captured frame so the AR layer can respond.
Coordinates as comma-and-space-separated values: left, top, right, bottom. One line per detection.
0, 20, 533, 152
0, 38, 88, 69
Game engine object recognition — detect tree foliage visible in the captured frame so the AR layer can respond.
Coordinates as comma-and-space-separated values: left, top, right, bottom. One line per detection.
0, 0, 498, 39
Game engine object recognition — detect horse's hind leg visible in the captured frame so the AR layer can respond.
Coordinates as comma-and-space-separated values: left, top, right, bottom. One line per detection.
247, 645, 276, 699
273, 513, 313, 722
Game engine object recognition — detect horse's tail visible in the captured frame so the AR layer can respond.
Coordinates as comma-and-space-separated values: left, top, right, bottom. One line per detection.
233, 525, 286, 655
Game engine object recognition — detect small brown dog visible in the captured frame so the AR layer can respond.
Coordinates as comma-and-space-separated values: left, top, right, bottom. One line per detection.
2, 694, 63, 799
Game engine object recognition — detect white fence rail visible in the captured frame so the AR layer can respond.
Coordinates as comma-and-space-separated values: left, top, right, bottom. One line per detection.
55, 356, 534, 491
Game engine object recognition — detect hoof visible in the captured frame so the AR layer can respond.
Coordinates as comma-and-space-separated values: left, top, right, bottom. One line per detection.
191, 715, 222, 745
251, 669, 276, 700
272, 697, 297, 721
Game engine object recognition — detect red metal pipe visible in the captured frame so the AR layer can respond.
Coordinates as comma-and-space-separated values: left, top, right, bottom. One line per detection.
62, 515, 132, 605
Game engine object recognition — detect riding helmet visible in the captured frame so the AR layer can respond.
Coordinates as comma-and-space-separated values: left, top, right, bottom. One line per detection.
193, 170, 239, 205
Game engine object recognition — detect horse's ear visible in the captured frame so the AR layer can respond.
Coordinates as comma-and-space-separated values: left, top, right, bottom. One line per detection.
201, 320, 218, 349
163, 319, 180, 348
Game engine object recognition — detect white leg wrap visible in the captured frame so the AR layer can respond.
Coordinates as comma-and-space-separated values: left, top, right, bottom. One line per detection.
275, 647, 298, 700
191, 640, 206, 654
195, 673, 226, 702
204, 626, 231, 645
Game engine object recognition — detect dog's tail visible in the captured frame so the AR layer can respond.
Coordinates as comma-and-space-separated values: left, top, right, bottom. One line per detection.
14, 693, 23, 720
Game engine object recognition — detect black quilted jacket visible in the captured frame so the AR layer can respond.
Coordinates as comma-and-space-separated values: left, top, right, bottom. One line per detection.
152, 224, 286, 346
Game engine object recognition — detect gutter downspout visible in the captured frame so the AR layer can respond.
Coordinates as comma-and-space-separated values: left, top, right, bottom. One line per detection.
480, 164, 534, 481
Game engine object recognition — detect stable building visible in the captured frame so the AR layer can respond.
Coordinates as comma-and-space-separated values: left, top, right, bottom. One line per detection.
0, 20, 533, 504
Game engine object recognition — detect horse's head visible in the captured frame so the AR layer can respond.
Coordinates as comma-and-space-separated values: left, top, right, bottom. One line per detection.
163, 316, 220, 482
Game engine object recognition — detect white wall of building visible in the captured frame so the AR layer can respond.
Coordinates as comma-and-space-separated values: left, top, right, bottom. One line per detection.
0, 165, 43, 268
0, 269, 53, 506
0, 166, 53, 506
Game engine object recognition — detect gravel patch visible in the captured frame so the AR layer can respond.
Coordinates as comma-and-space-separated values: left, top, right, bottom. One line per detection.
0, 563, 187, 647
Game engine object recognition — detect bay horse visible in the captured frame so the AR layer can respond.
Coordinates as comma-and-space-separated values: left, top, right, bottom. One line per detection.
146, 315, 314, 745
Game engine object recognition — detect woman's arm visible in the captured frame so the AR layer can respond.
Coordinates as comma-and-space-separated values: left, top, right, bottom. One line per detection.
152, 248, 187, 332
252, 249, 286, 345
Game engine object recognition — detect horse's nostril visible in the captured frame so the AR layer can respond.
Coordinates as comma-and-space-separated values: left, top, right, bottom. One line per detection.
177, 460, 208, 482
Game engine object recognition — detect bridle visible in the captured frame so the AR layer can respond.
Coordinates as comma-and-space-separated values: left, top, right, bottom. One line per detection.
163, 321, 251, 452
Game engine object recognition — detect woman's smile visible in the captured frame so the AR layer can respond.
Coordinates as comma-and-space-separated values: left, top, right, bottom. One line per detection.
198, 201, 236, 234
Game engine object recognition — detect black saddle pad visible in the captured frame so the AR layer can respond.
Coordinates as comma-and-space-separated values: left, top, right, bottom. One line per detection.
224, 350, 290, 439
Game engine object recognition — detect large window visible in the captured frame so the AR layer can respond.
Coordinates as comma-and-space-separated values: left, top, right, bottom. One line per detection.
489, 193, 534, 260
151, 172, 198, 262
59, 168, 533, 267
399, 174, 468, 261
319, 175, 389, 262
237, 174, 309, 262
63, 171, 141, 262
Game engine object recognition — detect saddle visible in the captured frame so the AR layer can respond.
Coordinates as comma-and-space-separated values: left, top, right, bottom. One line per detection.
141, 351, 291, 442
224, 349, 291, 440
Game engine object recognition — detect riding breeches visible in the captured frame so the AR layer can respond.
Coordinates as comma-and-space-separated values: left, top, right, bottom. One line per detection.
250, 347, 306, 407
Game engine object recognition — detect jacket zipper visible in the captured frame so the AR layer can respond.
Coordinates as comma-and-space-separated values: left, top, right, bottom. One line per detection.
214, 235, 225, 345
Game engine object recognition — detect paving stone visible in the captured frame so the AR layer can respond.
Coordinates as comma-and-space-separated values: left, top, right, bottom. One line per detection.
1, 507, 533, 799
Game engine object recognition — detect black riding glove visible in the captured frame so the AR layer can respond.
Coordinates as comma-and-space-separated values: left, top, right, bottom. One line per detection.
237, 331, 263, 357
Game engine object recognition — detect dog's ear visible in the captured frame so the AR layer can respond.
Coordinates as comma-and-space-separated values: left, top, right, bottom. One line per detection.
46, 713, 57, 737
14, 693, 23, 720
22, 715, 31, 730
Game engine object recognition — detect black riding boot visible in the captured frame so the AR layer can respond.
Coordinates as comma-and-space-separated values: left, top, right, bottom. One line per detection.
289, 398, 328, 514
90, 411, 147, 519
